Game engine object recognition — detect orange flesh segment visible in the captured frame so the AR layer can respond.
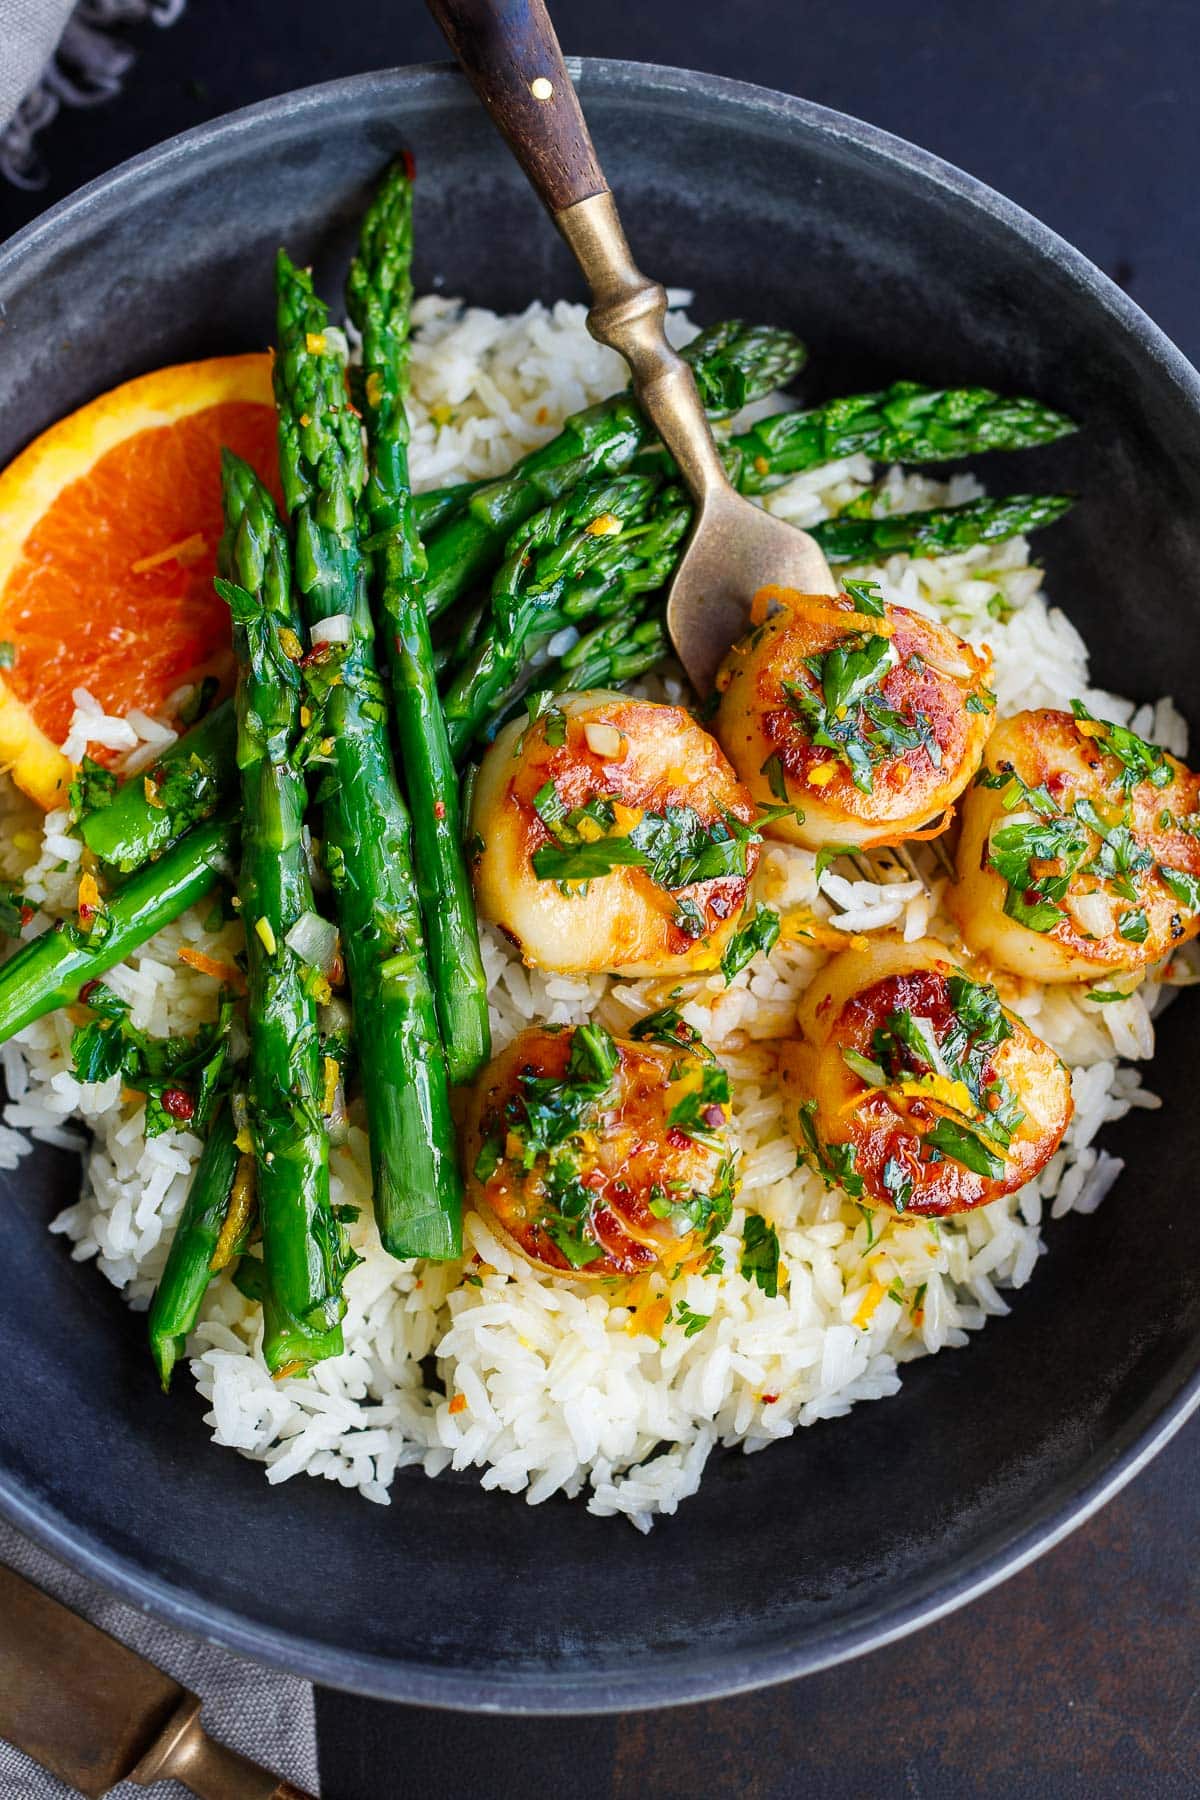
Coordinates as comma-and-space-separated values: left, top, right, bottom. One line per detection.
0, 398, 278, 748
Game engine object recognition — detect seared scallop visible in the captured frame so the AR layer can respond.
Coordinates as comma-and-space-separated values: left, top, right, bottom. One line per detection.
469, 690, 760, 977
948, 706, 1200, 982
713, 587, 994, 850
462, 1019, 736, 1279
778, 937, 1072, 1217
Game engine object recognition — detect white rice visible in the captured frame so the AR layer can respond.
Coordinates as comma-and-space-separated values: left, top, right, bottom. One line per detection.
3, 294, 1194, 1530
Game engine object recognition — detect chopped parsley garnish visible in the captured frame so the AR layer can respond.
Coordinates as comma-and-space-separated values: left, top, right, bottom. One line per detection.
1087, 988, 1128, 1004
842, 577, 886, 618
1070, 699, 1174, 791
70, 985, 234, 1131
1160, 866, 1200, 912
739, 1213, 782, 1297
881, 1156, 913, 1212
1117, 907, 1149, 943
761, 752, 789, 803
629, 1004, 712, 1057
667, 1064, 731, 1150
69, 756, 118, 820
672, 1300, 712, 1338
781, 629, 940, 794
531, 783, 758, 897
815, 843, 857, 881
719, 905, 780, 983
795, 1098, 865, 1197
923, 1116, 1005, 1179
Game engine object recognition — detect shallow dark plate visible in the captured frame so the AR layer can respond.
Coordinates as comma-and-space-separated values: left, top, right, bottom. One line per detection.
2, 61, 1199, 1713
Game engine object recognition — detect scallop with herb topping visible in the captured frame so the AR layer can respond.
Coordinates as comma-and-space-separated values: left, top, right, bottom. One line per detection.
778, 938, 1072, 1217
468, 690, 761, 976
463, 1016, 736, 1278
713, 585, 995, 850
948, 704, 1200, 982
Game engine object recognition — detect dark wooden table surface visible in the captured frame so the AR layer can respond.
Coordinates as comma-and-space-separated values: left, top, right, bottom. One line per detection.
2, 2, 1197, 1794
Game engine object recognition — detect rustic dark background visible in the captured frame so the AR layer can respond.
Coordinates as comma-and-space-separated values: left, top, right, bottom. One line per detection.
3, 2, 1198, 1795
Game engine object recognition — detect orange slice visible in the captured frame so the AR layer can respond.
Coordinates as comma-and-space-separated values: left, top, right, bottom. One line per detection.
0, 353, 278, 808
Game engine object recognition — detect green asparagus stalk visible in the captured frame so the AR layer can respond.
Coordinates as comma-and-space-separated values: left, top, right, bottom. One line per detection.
78, 700, 236, 873
147, 1097, 248, 1389
217, 450, 349, 1365
274, 250, 462, 1262
442, 474, 690, 761
347, 162, 490, 1086
810, 492, 1074, 563
0, 812, 236, 1044
420, 320, 807, 619
729, 382, 1076, 494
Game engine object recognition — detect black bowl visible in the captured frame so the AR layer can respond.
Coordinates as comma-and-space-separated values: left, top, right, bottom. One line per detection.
2, 62, 1199, 1713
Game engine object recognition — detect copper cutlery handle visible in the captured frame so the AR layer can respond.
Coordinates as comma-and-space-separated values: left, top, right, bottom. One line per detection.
130, 1692, 315, 1800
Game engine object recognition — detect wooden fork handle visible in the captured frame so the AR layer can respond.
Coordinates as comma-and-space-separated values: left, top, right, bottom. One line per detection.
425, 0, 608, 213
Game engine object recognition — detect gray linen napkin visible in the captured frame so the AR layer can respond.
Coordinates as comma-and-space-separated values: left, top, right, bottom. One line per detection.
0, 0, 187, 187
0, 1518, 320, 1798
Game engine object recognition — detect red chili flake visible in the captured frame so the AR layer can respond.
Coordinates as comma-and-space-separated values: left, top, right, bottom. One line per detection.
1023, 888, 1041, 906
402, 147, 417, 181
666, 1127, 690, 1150
434, 800, 447, 819
19, 905, 33, 928
79, 979, 102, 1003
581, 1169, 606, 1190
78, 903, 95, 926
299, 642, 333, 670
762, 1393, 779, 1405
161, 1089, 195, 1122
330, 952, 345, 987
701, 1104, 726, 1130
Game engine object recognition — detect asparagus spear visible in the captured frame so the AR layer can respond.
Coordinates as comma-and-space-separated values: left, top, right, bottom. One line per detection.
217, 450, 349, 1363
0, 812, 236, 1043
347, 162, 490, 1085
810, 492, 1074, 564
78, 700, 236, 873
147, 1097, 249, 1389
274, 250, 462, 1262
442, 473, 690, 761
420, 320, 807, 619
730, 382, 1076, 494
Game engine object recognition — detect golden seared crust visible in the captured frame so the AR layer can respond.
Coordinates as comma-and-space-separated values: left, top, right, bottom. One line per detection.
949, 708, 1200, 982
778, 937, 1073, 1218
713, 594, 994, 851
462, 1024, 734, 1279
469, 689, 760, 977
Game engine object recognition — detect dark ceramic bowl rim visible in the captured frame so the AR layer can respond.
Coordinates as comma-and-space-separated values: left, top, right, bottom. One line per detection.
2, 59, 1200, 1714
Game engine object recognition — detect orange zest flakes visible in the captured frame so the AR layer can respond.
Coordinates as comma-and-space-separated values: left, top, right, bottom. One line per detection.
143, 775, 163, 809
176, 944, 246, 992
806, 762, 837, 789
868, 808, 953, 848
753, 454, 770, 476
853, 1281, 887, 1328
585, 512, 622, 537
130, 531, 207, 575
76, 870, 102, 930
322, 1055, 339, 1116
364, 371, 384, 408
273, 1361, 305, 1382
305, 332, 327, 355
753, 584, 896, 635
448, 1392, 467, 1415
210, 1153, 256, 1272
